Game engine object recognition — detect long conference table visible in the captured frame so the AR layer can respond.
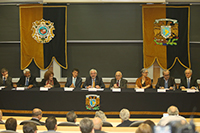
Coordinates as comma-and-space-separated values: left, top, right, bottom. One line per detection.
0, 87, 200, 118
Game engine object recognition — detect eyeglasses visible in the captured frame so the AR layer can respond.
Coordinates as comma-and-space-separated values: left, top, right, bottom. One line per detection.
164, 74, 169, 76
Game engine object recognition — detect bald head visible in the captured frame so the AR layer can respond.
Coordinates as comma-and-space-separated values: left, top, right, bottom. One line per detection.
167, 106, 179, 115
115, 71, 122, 80
93, 117, 103, 130
32, 108, 42, 120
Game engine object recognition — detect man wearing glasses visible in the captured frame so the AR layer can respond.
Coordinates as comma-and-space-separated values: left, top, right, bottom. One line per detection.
110, 71, 127, 89
179, 68, 199, 90
156, 69, 176, 90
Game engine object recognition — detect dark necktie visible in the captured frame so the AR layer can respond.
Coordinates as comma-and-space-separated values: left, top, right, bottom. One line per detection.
187, 78, 190, 88
3, 77, 5, 85
116, 80, 119, 86
25, 77, 29, 86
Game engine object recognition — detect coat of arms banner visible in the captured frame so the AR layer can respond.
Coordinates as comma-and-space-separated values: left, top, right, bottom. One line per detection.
20, 4, 67, 70
142, 5, 190, 70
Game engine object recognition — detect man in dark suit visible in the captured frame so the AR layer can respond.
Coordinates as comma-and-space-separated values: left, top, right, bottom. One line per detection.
13, 68, 37, 89
93, 117, 107, 133
117, 108, 134, 127
65, 68, 82, 88
31, 108, 45, 125
83, 69, 105, 89
156, 69, 176, 90
179, 68, 199, 89
110, 71, 127, 89
0, 68, 13, 87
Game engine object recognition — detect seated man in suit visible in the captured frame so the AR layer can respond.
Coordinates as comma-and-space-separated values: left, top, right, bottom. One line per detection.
23, 123, 37, 133
156, 69, 176, 90
79, 118, 94, 133
116, 108, 134, 127
110, 71, 127, 89
65, 68, 82, 88
1, 118, 17, 133
179, 68, 199, 90
43, 116, 58, 132
13, 68, 37, 89
31, 108, 45, 125
0, 68, 13, 87
93, 117, 106, 133
157, 105, 187, 126
83, 69, 105, 89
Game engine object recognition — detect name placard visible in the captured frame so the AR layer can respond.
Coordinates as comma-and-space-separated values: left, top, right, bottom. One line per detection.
88, 88, 97, 91
111, 88, 121, 92
16, 87, 25, 91
40, 87, 49, 91
0, 86, 5, 90
135, 88, 144, 92
157, 89, 166, 93
64, 87, 74, 91
187, 89, 196, 93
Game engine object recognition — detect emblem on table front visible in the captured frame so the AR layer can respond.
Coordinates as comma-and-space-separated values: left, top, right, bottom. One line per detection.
31, 19, 55, 43
85, 94, 100, 110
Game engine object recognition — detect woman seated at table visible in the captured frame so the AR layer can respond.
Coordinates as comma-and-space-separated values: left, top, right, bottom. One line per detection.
135, 68, 151, 89
40, 70, 60, 88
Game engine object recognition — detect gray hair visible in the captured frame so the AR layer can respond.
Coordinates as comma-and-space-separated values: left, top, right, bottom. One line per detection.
184, 68, 192, 74
115, 71, 122, 76
167, 106, 179, 115
140, 68, 147, 74
95, 110, 107, 122
119, 108, 130, 121
66, 111, 77, 122
80, 118, 94, 133
162, 69, 170, 75
23, 69, 30, 74
89, 69, 97, 75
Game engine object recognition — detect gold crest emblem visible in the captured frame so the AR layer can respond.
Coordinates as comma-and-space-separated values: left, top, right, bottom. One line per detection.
31, 19, 55, 43
154, 18, 178, 46
86, 94, 100, 110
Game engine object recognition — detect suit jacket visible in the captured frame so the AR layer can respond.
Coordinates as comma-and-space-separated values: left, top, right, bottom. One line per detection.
0, 76, 12, 87
156, 76, 176, 89
65, 76, 82, 88
116, 120, 134, 127
31, 118, 45, 125
83, 76, 105, 88
179, 77, 199, 89
17, 75, 37, 87
39, 77, 60, 88
109, 78, 127, 89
